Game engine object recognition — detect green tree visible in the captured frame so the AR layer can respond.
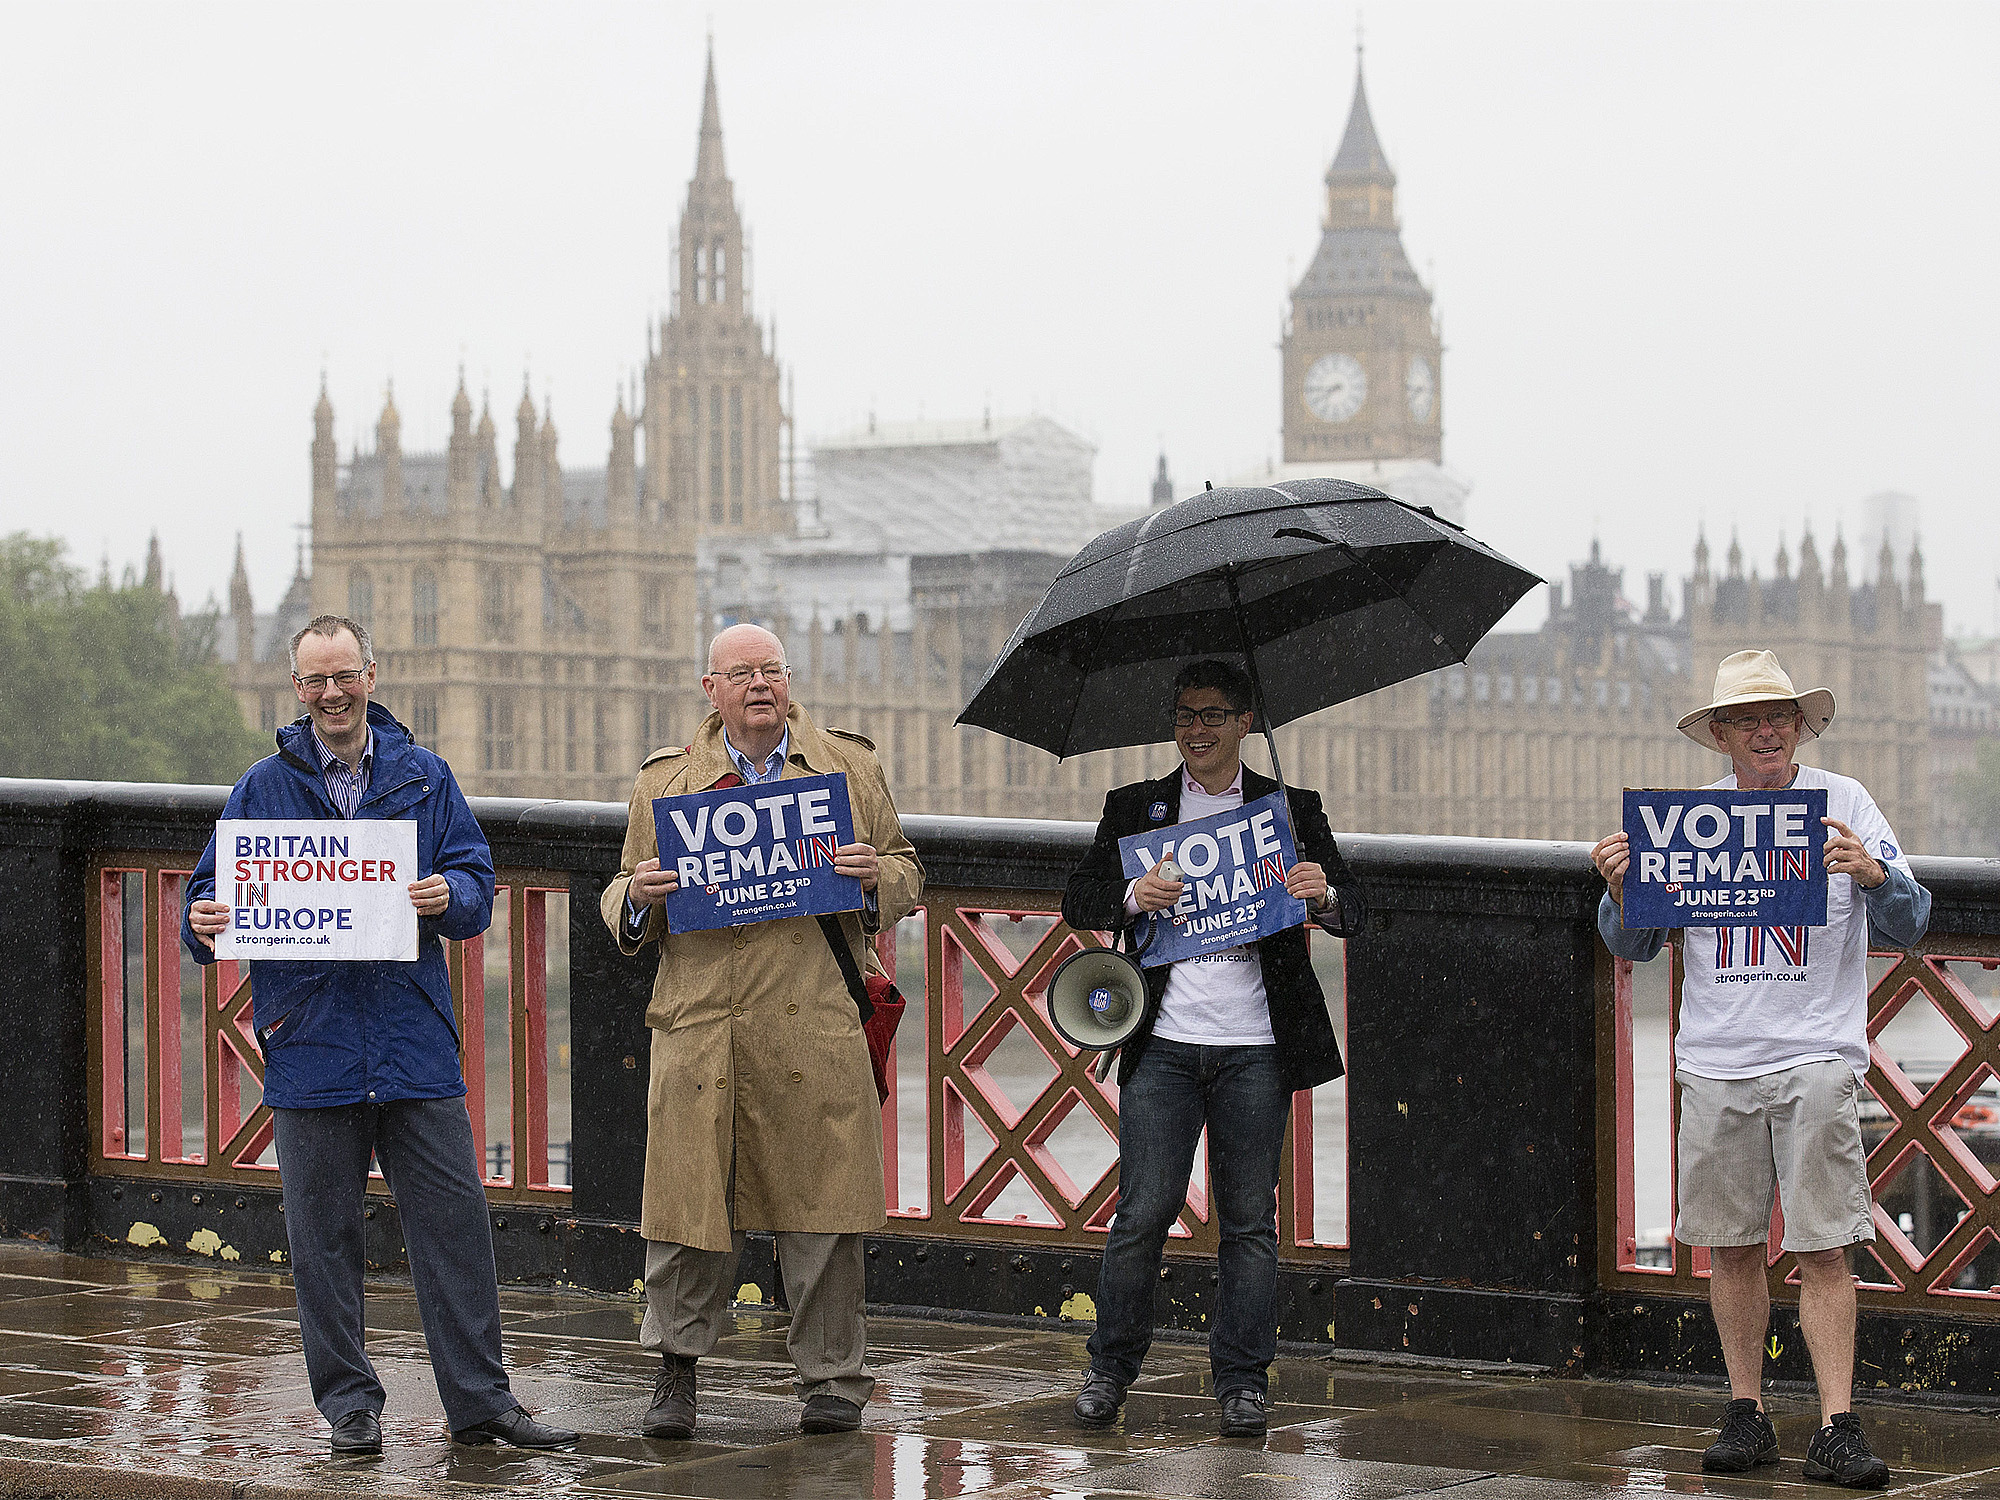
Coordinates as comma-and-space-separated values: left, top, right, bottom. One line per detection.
1955, 739, 2000, 853
0, 533, 268, 783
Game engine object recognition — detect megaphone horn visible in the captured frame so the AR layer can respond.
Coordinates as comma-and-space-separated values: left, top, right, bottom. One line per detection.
1046, 947, 1149, 1060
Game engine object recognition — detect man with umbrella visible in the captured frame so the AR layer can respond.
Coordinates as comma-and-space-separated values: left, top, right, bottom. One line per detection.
957, 476, 1539, 1436
1061, 658, 1362, 1438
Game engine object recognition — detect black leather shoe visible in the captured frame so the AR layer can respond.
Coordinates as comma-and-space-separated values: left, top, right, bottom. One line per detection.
451, 1405, 579, 1449
642, 1355, 697, 1439
799, 1393, 863, 1434
1072, 1370, 1124, 1427
1219, 1389, 1268, 1437
330, 1408, 381, 1455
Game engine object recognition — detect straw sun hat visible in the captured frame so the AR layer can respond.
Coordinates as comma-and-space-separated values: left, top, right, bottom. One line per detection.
1676, 649, 1836, 750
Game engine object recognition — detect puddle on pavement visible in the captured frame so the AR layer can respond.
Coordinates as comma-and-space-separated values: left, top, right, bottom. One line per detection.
1262, 1406, 1696, 1473
8, 1244, 2000, 1497
1048, 1444, 1489, 1500
0, 1292, 223, 1341
577, 1429, 1106, 1499
90, 1313, 308, 1358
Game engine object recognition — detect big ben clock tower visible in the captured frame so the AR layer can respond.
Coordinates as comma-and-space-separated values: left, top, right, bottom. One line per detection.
1282, 57, 1443, 465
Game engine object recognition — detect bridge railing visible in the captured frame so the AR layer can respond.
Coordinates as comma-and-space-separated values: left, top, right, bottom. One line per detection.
5, 778, 1998, 1396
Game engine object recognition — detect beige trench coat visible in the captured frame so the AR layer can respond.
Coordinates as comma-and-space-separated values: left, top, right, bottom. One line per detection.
600, 704, 923, 1251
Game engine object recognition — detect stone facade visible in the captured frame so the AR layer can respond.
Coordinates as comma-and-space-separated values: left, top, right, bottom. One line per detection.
219, 50, 1957, 850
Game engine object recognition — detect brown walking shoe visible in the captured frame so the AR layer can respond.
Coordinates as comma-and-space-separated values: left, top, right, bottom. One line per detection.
641, 1354, 698, 1439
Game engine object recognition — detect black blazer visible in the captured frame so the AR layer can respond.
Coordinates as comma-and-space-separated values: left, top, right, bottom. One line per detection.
1060, 766, 1363, 1093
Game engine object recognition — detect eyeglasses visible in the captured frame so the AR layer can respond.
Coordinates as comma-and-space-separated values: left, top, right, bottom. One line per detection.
1712, 707, 1799, 731
1173, 706, 1246, 728
294, 670, 368, 696
715, 661, 791, 687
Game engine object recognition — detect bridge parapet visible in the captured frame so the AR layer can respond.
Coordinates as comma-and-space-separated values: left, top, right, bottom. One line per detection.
2, 778, 1996, 1398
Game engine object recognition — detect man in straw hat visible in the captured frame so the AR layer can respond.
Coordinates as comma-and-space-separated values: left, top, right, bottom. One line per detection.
1593, 649, 1929, 1489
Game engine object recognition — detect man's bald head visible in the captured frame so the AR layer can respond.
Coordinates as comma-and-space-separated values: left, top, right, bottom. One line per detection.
706, 623, 785, 673
703, 624, 792, 752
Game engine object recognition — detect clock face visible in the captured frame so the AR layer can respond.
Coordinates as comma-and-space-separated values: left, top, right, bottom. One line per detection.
1303, 353, 1367, 423
1406, 356, 1436, 421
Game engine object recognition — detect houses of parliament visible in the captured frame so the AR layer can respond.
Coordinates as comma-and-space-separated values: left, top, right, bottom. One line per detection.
218, 50, 1942, 851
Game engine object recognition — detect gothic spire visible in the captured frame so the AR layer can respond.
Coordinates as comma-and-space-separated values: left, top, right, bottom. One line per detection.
1329, 52, 1393, 180
694, 38, 726, 183
229, 533, 252, 615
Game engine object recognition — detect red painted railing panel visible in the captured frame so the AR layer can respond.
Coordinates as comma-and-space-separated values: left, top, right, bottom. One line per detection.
1606, 941, 2000, 1317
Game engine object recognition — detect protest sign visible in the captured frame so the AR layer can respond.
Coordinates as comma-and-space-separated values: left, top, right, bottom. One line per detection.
1620, 787, 1829, 928
1118, 791, 1309, 967
214, 820, 419, 961
654, 771, 864, 934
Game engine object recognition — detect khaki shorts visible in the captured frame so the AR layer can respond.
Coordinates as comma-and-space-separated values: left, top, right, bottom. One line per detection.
1675, 1059, 1875, 1254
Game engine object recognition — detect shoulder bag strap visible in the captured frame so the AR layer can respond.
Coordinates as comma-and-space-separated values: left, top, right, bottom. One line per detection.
816, 913, 873, 1021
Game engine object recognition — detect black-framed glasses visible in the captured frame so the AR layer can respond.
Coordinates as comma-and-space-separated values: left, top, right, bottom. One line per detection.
1173, 706, 1246, 728
1713, 707, 1800, 731
294, 670, 367, 696
717, 661, 791, 687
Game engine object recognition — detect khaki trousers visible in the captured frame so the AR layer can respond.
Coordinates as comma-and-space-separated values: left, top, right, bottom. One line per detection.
639, 1232, 874, 1405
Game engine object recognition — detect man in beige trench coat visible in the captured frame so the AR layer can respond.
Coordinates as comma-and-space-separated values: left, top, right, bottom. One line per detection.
602, 623, 922, 1439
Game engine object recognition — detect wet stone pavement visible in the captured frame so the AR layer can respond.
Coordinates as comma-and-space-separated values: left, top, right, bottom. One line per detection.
1, 1246, 1997, 1499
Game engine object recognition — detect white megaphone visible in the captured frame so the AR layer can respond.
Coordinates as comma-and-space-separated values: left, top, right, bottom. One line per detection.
1046, 858, 1178, 1081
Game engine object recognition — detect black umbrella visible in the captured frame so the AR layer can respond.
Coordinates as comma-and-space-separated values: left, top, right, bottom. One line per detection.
957, 477, 1542, 787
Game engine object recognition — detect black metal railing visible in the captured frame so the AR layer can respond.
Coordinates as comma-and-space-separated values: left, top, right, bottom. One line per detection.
3, 778, 1997, 1398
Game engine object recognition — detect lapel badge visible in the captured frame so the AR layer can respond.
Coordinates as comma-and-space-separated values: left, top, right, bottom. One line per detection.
1148, 801, 1169, 822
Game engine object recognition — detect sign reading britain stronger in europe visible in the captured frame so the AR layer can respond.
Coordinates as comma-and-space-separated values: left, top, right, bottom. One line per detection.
654, 771, 865, 935
1118, 792, 1310, 967
214, 820, 419, 961
1619, 787, 1829, 929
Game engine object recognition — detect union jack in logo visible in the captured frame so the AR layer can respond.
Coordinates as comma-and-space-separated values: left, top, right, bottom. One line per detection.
1715, 925, 1809, 969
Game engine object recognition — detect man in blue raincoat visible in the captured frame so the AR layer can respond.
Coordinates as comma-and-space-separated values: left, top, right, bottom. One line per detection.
183, 614, 575, 1456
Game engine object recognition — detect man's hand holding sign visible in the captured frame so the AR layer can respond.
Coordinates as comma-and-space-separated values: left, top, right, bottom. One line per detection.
1129, 855, 1327, 914
642, 772, 871, 933
189, 871, 446, 944
1596, 802, 1884, 923
1118, 793, 1319, 965
192, 820, 424, 960
1611, 789, 1831, 928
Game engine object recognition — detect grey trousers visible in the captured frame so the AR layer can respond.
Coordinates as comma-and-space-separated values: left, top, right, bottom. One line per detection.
639, 1232, 874, 1405
272, 1098, 516, 1431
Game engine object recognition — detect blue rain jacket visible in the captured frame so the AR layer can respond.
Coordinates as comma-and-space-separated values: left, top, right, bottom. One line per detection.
181, 704, 495, 1109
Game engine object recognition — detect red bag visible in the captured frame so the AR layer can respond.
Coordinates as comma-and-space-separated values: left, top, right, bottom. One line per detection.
818, 915, 904, 1105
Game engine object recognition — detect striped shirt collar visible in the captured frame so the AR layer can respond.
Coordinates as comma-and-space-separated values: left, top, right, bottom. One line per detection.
724, 729, 789, 785
313, 727, 373, 774
313, 727, 373, 818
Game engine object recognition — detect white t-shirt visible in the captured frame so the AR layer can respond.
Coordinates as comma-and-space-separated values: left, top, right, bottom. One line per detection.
1138, 768, 1277, 1048
1676, 764, 1912, 1081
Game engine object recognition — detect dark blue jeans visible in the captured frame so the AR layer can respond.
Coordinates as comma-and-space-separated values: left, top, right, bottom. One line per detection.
1087, 1039, 1292, 1398
272, 1097, 515, 1431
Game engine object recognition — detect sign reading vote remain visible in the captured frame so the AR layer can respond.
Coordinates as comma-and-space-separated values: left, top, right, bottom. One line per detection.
215, 820, 419, 961
654, 771, 864, 934
1118, 792, 1309, 967
1620, 787, 1829, 928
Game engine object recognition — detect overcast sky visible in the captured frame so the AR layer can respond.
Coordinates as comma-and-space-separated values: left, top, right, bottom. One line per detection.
4, 1, 1996, 639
